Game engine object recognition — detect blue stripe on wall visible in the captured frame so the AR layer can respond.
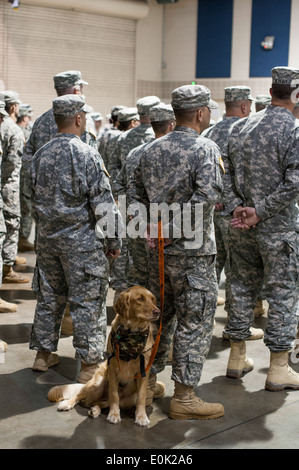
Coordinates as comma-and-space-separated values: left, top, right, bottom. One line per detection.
196, 0, 233, 78
250, 0, 291, 77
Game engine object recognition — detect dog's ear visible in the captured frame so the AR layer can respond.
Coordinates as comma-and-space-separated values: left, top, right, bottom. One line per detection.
114, 292, 130, 318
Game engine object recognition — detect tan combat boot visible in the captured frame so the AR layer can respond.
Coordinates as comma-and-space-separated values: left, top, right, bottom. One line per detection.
169, 381, 224, 420
15, 256, 27, 265
265, 351, 299, 391
146, 373, 166, 405
77, 362, 101, 384
0, 298, 18, 313
32, 351, 60, 371
18, 237, 35, 252
0, 339, 7, 353
3, 265, 30, 284
226, 341, 254, 379
254, 299, 267, 318
60, 304, 73, 336
222, 326, 264, 341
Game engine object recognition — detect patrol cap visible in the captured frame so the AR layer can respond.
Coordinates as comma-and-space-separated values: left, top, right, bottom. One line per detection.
52, 94, 89, 117
137, 96, 160, 115
118, 107, 139, 122
90, 112, 103, 121
111, 105, 125, 117
150, 103, 175, 122
0, 100, 8, 117
224, 86, 255, 102
171, 85, 218, 110
271, 66, 299, 86
53, 70, 88, 89
0, 90, 22, 105
19, 103, 33, 117
255, 94, 271, 106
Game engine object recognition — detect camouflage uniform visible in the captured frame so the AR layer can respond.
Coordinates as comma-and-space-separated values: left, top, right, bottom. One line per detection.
18, 104, 34, 242
202, 86, 255, 310
223, 67, 299, 352
29, 95, 122, 364
0, 92, 24, 266
116, 103, 175, 289
109, 103, 155, 294
97, 105, 124, 167
128, 85, 223, 386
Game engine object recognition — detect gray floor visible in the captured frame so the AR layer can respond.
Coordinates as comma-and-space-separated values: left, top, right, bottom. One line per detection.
0, 250, 299, 451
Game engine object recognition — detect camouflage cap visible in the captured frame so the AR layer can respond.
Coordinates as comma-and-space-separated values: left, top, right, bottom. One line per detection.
150, 103, 175, 122
255, 94, 271, 106
171, 85, 218, 110
271, 66, 299, 86
90, 112, 103, 121
19, 103, 33, 117
224, 86, 255, 102
136, 95, 160, 115
118, 107, 139, 122
53, 70, 88, 89
0, 90, 22, 105
0, 100, 8, 117
52, 94, 89, 117
111, 105, 125, 117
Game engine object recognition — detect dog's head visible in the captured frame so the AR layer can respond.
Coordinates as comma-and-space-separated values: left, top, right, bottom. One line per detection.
114, 286, 160, 328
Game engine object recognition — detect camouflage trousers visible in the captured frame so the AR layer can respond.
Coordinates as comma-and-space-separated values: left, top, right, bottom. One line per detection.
30, 248, 109, 364
19, 166, 33, 240
226, 228, 299, 351
148, 252, 218, 386
127, 236, 149, 288
110, 237, 130, 291
2, 211, 20, 265
214, 212, 230, 284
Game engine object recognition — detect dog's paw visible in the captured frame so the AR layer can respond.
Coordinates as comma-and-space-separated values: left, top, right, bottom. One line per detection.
135, 414, 150, 427
57, 400, 73, 412
107, 411, 121, 424
88, 406, 101, 419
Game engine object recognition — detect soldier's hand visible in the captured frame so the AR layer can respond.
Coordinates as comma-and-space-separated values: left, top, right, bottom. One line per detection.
231, 206, 261, 230
106, 249, 121, 259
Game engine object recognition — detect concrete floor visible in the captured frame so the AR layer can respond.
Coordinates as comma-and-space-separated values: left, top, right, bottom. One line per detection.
1, 250, 299, 451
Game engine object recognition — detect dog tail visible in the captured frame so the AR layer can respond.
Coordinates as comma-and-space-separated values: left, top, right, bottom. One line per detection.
47, 384, 84, 403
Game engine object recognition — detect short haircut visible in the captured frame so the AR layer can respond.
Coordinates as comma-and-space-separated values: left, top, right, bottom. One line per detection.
151, 120, 174, 134
271, 84, 296, 101
54, 113, 78, 128
55, 85, 81, 96
173, 107, 201, 122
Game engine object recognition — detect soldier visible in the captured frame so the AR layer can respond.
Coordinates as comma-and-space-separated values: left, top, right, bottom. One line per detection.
17, 104, 35, 252
117, 103, 175, 290
23, 70, 92, 167
98, 105, 125, 168
90, 112, 103, 139
202, 86, 264, 337
255, 94, 271, 113
128, 85, 225, 420
0, 91, 29, 284
223, 66, 299, 391
29, 95, 122, 383
108, 95, 160, 192
0, 100, 18, 313
107, 107, 140, 303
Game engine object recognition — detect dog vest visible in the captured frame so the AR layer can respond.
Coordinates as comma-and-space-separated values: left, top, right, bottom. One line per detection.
108, 324, 150, 377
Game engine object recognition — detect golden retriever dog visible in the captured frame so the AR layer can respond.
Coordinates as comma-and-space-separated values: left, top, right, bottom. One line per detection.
47, 286, 160, 426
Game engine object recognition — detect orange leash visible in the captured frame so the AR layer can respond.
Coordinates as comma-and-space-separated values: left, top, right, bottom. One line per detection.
115, 221, 164, 379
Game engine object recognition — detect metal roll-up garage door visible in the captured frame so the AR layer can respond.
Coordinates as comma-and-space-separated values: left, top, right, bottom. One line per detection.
0, 1, 137, 118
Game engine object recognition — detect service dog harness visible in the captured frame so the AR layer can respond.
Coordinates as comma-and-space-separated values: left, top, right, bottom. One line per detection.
108, 325, 151, 377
